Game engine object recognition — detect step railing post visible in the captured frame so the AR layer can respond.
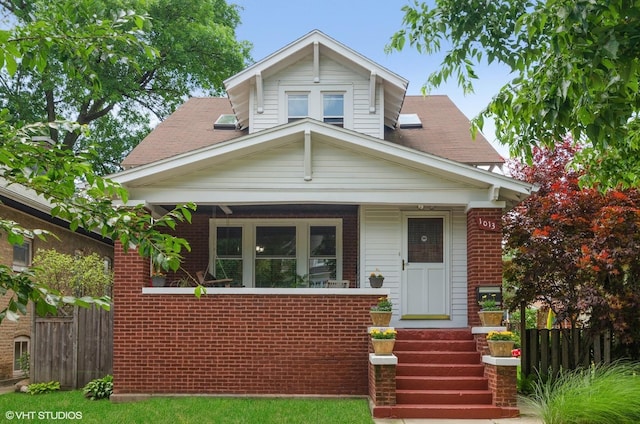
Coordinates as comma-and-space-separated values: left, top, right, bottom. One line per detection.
368, 353, 397, 407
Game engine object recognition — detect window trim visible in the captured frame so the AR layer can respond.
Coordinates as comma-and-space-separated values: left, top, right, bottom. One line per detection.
280, 84, 353, 128
210, 218, 343, 287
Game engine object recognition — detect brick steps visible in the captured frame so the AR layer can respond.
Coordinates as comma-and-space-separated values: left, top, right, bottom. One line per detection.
376, 328, 518, 420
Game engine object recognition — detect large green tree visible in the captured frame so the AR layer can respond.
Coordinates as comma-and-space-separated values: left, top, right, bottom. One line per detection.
0, 6, 198, 324
0, 0, 251, 174
390, 0, 640, 189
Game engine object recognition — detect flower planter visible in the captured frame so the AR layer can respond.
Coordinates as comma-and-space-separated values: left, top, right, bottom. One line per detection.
151, 276, 166, 287
369, 277, 384, 288
371, 338, 395, 355
478, 310, 504, 326
487, 340, 515, 357
370, 311, 392, 327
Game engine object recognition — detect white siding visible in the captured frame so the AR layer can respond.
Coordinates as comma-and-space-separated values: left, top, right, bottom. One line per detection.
361, 205, 469, 328
157, 139, 470, 193
252, 54, 383, 138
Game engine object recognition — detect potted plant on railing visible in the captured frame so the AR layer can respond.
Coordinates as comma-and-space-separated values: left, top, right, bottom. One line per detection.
370, 296, 392, 326
478, 294, 504, 326
369, 328, 397, 355
486, 330, 517, 357
368, 269, 384, 288
151, 268, 166, 287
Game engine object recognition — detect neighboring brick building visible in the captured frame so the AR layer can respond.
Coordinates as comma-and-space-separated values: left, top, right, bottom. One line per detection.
0, 184, 113, 382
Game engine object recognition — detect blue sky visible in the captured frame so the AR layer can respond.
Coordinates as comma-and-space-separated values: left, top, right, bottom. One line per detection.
233, 0, 513, 157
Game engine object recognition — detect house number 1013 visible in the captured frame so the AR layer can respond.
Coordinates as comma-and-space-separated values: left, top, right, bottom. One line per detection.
477, 217, 499, 232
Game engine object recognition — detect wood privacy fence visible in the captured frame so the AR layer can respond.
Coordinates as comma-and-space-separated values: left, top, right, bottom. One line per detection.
520, 328, 612, 378
32, 305, 113, 389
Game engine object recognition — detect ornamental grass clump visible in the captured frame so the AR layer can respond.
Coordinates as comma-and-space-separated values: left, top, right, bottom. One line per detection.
370, 296, 392, 312
521, 361, 640, 424
369, 328, 397, 339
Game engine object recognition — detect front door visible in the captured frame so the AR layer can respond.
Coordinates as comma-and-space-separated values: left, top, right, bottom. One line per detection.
401, 213, 449, 319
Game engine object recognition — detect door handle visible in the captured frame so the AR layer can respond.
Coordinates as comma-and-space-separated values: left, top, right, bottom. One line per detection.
402, 259, 405, 270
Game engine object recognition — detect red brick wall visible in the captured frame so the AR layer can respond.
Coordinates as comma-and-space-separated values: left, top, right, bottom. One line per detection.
368, 361, 396, 406
113, 242, 378, 395
484, 364, 518, 408
467, 209, 503, 327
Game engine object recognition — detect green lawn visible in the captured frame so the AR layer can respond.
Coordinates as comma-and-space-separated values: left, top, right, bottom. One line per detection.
0, 391, 374, 424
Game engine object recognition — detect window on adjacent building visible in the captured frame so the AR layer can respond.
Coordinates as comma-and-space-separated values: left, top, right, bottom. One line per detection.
13, 336, 29, 377
323, 93, 344, 127
287, 93, 309, 122
212, 219, 342, 288
13, 239, 32, 271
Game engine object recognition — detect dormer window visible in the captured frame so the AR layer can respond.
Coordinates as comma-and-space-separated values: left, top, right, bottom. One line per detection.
323, 93, 344, 127
287, 93, 309, 122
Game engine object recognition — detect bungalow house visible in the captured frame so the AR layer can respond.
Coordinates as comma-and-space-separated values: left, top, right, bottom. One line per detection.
0, 182, 113, 384
110, 31, 534, 418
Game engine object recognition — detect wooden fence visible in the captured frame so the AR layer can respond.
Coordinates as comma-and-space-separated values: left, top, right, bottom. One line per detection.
32, 305, 113, 389
520, 328, 612, 378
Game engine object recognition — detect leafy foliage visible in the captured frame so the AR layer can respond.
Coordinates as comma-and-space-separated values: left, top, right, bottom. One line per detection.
370, 296, 392, 312
27, 381, 61, 395
33, 250, 113, 299
390, 0, 640, 189
503, 140, 640, 354
0, 0, 251, 174
0, 11, 197, 324
369, 328, 397, 339
83, 375, 113, 400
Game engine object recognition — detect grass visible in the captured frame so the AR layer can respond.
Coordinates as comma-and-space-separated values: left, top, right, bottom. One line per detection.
521, 361, 640, 424
0, 391, 374, 424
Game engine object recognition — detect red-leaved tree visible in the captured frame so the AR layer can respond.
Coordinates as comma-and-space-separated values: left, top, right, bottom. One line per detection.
504, 139, 640, 356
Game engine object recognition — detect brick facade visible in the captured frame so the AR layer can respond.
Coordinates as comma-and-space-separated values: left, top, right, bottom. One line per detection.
466, 208, 503, 327
484, 363, 518, 408
0, 204, 113, 381
113, 241, 379, 396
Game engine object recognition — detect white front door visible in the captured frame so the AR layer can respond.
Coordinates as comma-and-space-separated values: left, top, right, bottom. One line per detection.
401, 213, 450, 319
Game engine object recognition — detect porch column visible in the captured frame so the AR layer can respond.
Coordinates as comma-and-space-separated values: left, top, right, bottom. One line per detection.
466, 208, 503, 327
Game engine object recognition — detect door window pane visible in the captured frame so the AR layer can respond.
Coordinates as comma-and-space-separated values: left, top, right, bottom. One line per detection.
408, 218, 443, 263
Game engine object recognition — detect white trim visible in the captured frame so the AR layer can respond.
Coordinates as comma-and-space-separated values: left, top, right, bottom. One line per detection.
255, 72, 263, 114
482, 355, 520, 366
209, 217, 343, 288
279, 85, 353, 129
369, 353, 398, 365
142, 287, 386, 295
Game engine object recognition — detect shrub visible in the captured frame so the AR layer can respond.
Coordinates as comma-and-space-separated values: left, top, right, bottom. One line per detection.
521, 362, 640, 423
27, 381, 60, 395
83, 375, 113, 400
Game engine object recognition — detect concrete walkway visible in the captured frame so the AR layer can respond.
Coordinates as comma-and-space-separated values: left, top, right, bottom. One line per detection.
374, 403, 543, 424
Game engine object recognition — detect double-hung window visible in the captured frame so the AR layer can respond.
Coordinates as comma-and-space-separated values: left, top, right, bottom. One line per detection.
287, 93, 309, 122
212, 219, 342, 288
322, 93, 344, 127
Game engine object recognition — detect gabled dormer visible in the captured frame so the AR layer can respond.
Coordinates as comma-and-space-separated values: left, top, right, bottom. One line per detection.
224, 30, 408, 138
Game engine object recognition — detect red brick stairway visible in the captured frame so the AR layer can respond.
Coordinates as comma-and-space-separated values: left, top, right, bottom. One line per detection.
373, 329, 519, 419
